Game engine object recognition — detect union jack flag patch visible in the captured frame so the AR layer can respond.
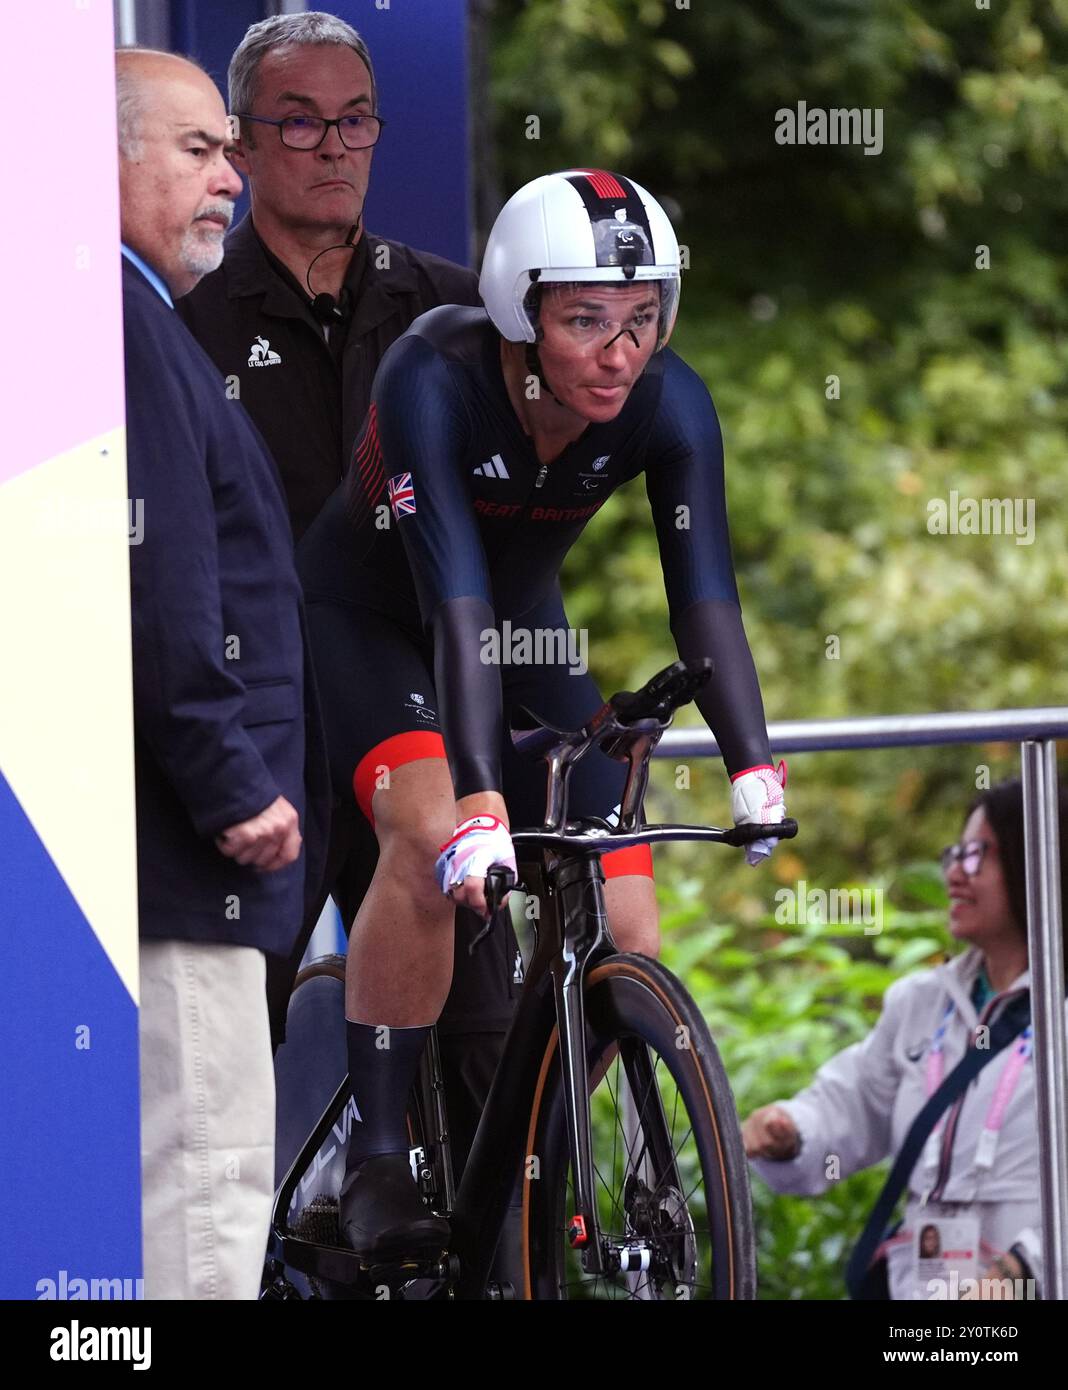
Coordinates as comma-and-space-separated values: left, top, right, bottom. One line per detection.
387, 472, 417, 519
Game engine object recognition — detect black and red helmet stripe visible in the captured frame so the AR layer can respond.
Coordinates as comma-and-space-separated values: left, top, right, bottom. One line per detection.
575, 168, 629, 200
566, 170, 656, 266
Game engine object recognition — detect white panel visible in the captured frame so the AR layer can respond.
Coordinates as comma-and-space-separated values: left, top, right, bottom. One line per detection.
0, 429, 139, 1002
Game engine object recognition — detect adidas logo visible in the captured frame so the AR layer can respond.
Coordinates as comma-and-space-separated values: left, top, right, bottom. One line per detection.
473, 453, 509, 479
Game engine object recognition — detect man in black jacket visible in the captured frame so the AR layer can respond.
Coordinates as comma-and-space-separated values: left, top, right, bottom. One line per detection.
177, 11, 480, 543
177, 14, 519, 1163
118, 46, 329, 1298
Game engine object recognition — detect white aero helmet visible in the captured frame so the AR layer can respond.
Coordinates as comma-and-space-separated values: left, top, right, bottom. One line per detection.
479, 169, 681, 351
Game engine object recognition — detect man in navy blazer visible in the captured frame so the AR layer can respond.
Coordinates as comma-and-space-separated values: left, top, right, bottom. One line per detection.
117, 47, 328, 1299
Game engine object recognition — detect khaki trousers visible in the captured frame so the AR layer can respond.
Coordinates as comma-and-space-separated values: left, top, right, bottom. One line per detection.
139, 940, 275, 1300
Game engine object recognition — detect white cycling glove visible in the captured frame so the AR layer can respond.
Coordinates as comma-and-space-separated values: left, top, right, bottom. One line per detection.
436, 814, 517, 895
730, 761, 788, 867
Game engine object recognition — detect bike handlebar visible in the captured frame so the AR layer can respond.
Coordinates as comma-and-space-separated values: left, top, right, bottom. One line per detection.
469, 817, 798, 951
484, 864, 517, 917
474, 658, 797, 949
601, 657, 713, 728
510, 816, 799, 856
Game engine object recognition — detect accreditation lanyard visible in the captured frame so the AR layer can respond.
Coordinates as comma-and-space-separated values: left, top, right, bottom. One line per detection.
923, 997, 1031, 1173
973, 1027, 1032, 1170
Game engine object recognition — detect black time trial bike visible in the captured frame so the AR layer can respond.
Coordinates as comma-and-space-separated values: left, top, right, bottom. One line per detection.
261, 658, 797, 1301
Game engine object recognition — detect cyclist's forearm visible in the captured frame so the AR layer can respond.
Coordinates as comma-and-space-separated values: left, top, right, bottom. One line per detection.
670, 597, 773, 775
431, 595, 504, 800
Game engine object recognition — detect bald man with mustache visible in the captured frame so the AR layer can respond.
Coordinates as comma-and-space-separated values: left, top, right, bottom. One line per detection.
117, 48, 329, 1299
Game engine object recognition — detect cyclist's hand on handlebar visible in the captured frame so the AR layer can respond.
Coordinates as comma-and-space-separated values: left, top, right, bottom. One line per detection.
435, 812, 517, 920
742, 1104, 801, 1161
449, 871, 511, 921
730, 761, 788, 867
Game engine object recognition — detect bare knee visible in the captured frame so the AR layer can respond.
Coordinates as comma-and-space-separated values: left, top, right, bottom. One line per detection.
605, 875, 660, 957
369, 759, 455, 917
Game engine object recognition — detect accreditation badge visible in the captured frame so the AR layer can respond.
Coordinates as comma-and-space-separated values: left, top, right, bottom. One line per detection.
913, 1215, 981, 1299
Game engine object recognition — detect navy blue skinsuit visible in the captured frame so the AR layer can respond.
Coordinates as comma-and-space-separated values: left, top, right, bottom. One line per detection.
298, 303, 773, 810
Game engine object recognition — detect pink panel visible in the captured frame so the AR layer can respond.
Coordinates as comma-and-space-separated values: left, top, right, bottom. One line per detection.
0, 2, 123, 484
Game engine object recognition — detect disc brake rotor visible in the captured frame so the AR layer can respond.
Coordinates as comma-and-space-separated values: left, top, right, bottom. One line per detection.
623, 1173, 698, 1288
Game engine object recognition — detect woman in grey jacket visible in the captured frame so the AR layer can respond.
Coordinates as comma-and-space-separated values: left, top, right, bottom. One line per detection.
743, 779, 1068, 1300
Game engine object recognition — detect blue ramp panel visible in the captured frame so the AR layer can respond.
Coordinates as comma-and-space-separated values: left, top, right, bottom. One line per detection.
0, 771, 141, 1300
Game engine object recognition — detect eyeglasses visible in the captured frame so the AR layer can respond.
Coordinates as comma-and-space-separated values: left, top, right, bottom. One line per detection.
236, 113, 385, 151
553, 311, 660, 351
566, 314, 658, 336
940, 840, 992, 877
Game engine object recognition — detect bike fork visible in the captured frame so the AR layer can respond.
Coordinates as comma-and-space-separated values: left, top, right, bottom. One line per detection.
549, 855, 611, 1277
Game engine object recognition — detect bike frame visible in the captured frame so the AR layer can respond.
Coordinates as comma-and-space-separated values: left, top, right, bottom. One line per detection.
452, 707, 782, 1296
449, 845, 610, 1297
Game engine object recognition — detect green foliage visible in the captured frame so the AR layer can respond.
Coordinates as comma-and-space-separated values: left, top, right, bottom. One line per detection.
487, 0, 1067, 1297
490, 0, 1068, 779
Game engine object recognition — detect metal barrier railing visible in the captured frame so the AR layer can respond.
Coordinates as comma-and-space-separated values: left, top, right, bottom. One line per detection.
656, 707, 1068, 1299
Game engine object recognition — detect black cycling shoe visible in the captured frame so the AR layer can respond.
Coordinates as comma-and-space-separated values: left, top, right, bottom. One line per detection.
339, 1153, 450, 1264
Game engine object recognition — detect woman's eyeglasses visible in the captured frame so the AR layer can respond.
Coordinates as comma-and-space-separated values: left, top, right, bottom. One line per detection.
940, 840, 991, 877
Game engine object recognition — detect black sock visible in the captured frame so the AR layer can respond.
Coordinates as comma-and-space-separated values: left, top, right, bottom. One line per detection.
344, 1020, 431, 1169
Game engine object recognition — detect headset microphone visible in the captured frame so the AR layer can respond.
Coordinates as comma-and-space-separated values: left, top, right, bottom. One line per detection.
305, 220, 360, 322
310, 292, 342, 324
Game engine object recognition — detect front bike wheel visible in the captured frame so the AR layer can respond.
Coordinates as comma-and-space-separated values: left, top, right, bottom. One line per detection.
522, 954, 756, 1300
